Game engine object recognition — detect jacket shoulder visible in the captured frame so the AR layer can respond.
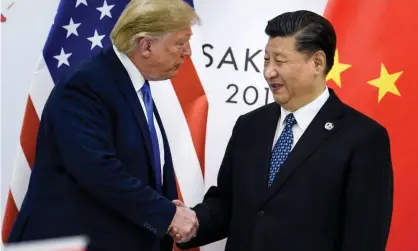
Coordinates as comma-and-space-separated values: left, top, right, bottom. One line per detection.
44, 51, 117, 118
342, 103, 388, 135
58, 50, 112, 90
238, 102, 279, 122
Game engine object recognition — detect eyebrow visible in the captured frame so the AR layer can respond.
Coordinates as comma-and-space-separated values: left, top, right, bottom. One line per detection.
264, 50, 287, 58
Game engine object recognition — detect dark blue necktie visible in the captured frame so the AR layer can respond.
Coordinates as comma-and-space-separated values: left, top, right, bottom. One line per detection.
141, 81, 162, 193
268, 113, 297, 186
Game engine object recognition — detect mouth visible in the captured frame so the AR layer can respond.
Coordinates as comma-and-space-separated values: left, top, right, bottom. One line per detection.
270, 83, 284, 92
175, 61, 183, 69
171, 64, 181, 71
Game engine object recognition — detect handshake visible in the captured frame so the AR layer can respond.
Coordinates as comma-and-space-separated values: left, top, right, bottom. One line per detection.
168, 200, 199, 243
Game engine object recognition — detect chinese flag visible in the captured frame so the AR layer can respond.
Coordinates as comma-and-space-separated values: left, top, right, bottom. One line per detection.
324, 0, 418, 250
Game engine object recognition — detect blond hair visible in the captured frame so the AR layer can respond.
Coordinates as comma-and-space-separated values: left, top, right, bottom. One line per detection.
111, 0, 200, 53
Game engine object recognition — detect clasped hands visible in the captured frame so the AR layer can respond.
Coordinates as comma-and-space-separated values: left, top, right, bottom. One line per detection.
168, 200, 199, 243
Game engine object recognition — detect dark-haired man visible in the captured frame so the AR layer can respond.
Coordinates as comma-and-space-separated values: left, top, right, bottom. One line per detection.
172, 10, 393, 251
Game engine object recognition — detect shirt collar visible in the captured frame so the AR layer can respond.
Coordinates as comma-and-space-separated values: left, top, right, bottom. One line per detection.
279, 87, 330, 130
113, 45, 145, 92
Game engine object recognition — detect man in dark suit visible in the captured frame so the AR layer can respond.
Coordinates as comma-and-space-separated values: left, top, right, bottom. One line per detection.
172, 10, 393, 251
7, 0, 200, 250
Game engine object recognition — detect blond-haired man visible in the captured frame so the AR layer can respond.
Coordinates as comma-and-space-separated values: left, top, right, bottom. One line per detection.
7, 1, 199, 251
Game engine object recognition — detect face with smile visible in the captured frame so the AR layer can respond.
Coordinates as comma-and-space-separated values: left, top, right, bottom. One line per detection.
263, 35, 326, 111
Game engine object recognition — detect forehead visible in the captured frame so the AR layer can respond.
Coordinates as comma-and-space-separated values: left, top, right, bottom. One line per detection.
265, 36, 297, 56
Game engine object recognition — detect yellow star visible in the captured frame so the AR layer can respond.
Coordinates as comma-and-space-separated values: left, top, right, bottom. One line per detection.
367, 63, 402, 102
326, 49, 351, 88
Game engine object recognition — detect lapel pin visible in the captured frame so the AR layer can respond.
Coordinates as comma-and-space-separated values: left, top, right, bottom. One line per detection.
324, 122, 334, 131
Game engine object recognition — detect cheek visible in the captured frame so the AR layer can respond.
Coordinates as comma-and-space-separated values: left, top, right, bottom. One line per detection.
168, 46, 181, 55
294, 64, 312, 80
278, 67, 297, 85
281, 68, 305, 93
163, 49, 180, 64
300, 68, 315, 86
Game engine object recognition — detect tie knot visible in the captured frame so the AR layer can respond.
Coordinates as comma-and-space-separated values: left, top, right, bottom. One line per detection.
141, 81, 153, 103
284, 113, 296, 127
141, 80, 151, 95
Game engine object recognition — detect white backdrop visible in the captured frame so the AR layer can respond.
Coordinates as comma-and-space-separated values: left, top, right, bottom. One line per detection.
1, 0, 60, 230
1, 0, 327, 250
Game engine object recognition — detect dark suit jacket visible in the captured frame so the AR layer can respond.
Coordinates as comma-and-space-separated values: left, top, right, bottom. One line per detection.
8, 47, 178, 251
179, 89, 393, 251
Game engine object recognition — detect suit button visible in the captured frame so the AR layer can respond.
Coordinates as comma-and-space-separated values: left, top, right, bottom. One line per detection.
258, 210, 265, 217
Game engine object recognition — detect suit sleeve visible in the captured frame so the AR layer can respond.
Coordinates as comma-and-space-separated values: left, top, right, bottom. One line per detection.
341, 126, 393, 251
49, 82, 176, 238
177, 116, 242, 250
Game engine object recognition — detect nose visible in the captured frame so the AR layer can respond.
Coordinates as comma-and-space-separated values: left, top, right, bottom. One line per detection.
183, 42, 192, 57
264, 64, 278, 80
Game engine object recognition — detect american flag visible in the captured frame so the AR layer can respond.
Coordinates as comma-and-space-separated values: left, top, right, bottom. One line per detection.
2, 1, 207, 250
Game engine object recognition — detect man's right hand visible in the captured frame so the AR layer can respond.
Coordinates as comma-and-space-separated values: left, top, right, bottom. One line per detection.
168, 200, 199, 243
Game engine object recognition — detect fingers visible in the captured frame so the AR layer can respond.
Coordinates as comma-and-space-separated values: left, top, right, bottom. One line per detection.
175, 218, 199, 243
168, 218, 198, 242
169, 226, 183, 241
168, 202, 199, 243
173, 199, 185, 207
175, 227, 194, 243
169, 226, 178, 235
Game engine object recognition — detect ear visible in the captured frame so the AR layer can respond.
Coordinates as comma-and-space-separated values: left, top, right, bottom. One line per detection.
312, 50, 326, 75
137, 37, 152, 58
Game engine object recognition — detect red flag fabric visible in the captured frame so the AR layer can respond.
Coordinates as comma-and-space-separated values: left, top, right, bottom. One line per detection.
324, 0, 418, 250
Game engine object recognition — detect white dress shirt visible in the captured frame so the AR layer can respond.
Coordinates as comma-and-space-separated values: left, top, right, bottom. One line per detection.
113, 45, 165, 182
273, 87, 330, 149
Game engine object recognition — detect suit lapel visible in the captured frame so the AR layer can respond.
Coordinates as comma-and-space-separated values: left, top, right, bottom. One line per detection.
154, 105, 178, 199
252, 103, 281, 196
102, 47, 155, 171
259, 90, 345, 207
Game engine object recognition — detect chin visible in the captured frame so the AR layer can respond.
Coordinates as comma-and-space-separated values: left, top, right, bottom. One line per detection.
273, 99, 285, 106
169, 69, 180, 78
272, 94, 289, 106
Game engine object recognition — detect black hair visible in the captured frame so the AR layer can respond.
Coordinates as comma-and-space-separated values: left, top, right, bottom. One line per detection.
265, 10, 336, 74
